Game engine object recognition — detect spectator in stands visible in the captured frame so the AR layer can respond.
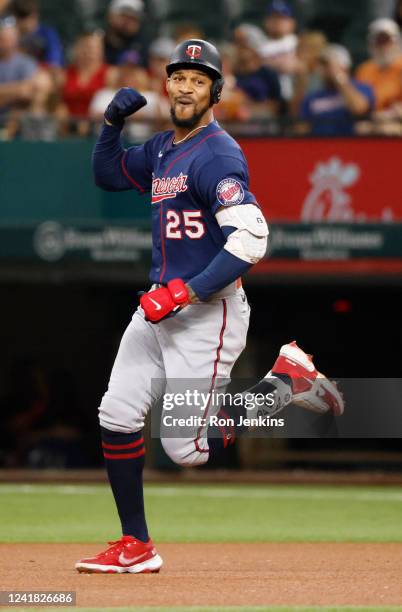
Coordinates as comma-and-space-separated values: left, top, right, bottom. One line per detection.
148, 37, 175, 96
234, 23, 269, 52
356, 19, 402, 111
0, 16, 37, 112
174, 23, 205, 44
104, 0, 148, 66
58, 30, 116, 133
299, 44, 375, 136
10, 0, 63, 68
289, 30, 327, 117
56, 31, 117, 135
0, 16, 55, 140
214, 43, 251, 122
89, 48, 169, 136
0, 0, 9, 17
260, 0, 298, 100
233, 36, 282, 118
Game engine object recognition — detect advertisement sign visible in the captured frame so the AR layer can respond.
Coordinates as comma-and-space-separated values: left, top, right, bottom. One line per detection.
2, 139, 402, 278
0, 223, 152, 265
239, 138, 401, 222
237, 138, 402, 276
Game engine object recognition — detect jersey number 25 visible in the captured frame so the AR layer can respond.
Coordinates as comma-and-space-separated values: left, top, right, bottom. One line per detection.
166, 210, 205, 239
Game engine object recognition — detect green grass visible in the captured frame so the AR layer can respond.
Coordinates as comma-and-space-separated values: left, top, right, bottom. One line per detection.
1, 483, 402, 543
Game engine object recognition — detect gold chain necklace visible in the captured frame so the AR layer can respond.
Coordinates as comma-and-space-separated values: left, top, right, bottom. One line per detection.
173, 123, 210, 145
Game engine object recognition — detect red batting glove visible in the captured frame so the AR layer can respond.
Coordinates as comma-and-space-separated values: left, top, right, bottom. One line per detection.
167, 279, 190, 305
140, 279, 190, 323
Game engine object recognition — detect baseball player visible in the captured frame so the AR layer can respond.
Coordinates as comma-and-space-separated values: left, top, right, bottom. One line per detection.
75, 39, 343, 574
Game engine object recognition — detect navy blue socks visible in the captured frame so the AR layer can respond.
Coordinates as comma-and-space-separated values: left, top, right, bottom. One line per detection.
101, 426, 149, 542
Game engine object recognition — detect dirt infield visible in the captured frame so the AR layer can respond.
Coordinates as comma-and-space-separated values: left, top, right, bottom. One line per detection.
2, 543, 402, 607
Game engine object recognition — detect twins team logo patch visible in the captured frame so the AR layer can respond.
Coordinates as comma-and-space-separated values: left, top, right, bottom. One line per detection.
186, 44, 202, 59
216, 178, 244, 206
152, 172, 188, 204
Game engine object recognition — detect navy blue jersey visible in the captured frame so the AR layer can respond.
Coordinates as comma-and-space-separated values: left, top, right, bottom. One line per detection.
122, 120, 257, 284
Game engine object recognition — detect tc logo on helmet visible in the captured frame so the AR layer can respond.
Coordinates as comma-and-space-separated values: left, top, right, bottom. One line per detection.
186, 44, 202, 59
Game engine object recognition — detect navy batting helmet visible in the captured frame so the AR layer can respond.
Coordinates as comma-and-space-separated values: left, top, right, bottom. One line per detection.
166, 39, 224, 105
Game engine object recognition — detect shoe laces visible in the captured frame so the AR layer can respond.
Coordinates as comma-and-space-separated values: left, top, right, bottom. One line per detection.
101, 537, 129, 557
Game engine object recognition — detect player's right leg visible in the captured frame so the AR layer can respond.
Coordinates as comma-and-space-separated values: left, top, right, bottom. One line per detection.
268, 341, 344, 415
236, 341, 344, 421
211, 341, 343, 444
75, 310, 165, 574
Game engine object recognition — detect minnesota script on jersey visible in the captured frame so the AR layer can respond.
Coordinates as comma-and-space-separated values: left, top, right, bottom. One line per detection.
121, 120, 257, 284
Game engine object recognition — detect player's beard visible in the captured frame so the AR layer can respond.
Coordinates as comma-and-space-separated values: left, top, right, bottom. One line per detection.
170, 102, 210, 129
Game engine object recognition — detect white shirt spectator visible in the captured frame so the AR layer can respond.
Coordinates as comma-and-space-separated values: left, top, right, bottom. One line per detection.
261, 34, 298, 99
261, 33, 298, 62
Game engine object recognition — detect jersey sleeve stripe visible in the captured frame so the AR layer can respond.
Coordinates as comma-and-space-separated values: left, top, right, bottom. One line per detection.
121, 151, 145, 193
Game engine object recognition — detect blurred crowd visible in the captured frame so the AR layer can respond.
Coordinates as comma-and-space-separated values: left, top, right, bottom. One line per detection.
1, 0, 402, 139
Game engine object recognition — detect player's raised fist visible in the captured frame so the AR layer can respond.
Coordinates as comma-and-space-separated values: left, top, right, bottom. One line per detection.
104, 87, 147, 128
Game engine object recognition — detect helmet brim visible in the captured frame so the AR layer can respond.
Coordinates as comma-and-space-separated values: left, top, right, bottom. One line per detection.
166, 61, 221, 81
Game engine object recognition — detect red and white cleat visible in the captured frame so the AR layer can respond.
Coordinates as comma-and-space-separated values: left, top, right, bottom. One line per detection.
270, 341, 344, 416
75, 535, 163, 574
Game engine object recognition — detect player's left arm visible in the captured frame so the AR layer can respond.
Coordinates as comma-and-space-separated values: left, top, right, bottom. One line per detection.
187, 202, 268, 301
187, 154, 268, 301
